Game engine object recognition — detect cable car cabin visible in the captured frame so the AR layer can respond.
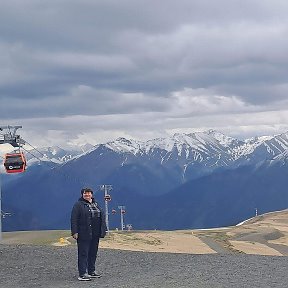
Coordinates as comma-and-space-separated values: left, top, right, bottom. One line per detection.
4, 152, 27, 173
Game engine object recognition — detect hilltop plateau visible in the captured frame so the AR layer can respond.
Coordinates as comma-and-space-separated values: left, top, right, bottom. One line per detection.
2, 209, 288, 256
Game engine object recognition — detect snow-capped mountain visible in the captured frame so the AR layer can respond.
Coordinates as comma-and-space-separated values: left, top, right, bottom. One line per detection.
106, 130, 239, 156
23, 130, 288, 181
105, 130, 288, 162
93, 130, 288, 180
2, 130, 288, 232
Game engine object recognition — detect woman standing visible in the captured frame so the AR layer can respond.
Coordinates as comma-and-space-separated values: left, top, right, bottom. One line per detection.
71, 188, 107, 281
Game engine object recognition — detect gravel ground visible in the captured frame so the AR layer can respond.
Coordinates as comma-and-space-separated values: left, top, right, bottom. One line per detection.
0, 244, 287, 288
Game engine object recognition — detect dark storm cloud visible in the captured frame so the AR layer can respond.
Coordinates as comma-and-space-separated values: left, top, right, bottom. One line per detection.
1, 0, 288, 146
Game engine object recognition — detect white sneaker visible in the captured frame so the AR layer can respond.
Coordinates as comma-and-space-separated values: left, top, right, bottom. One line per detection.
78, 274, 91, 281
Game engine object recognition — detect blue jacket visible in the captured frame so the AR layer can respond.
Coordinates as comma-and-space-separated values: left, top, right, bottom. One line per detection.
71, 197, 107, 240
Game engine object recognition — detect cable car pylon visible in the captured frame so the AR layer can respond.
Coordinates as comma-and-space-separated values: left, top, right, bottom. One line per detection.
0, 125, 26, 242
118, 205, 126, 231
100, 184, 112, 233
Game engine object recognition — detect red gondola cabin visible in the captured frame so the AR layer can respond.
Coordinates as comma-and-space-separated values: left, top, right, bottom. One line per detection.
4, 152, 27, 173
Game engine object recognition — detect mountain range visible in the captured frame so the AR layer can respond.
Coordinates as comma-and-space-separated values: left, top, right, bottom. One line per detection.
1, 130, 288, 231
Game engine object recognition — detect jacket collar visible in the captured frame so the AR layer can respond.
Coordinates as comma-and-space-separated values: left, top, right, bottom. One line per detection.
79, 197, 95, 204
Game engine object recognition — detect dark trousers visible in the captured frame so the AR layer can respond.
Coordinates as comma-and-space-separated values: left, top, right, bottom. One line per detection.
77, 237, 100, 276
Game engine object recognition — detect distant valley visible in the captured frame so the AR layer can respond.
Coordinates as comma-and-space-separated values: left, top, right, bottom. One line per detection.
1, 130, 288, 231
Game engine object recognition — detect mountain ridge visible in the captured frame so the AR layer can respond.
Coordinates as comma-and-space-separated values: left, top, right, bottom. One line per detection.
1, 129, 288, 232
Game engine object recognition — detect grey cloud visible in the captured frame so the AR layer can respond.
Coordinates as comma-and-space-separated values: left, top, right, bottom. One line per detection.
0, 86, 170, 120
1, 0, 288, 146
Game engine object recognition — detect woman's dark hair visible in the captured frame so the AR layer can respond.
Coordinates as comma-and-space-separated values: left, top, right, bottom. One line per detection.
81, 188, 93, 194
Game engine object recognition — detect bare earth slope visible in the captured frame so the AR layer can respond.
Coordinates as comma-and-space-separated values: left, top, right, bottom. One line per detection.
2, 209, 288, 256
1, 210, 288, 288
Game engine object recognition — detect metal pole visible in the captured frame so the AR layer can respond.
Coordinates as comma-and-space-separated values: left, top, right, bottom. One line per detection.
104, 186, 109, 232
118, 206, 125, 231
120, 208, 124, 231
0, 172, 2, 242
0, 125, 24, 242
100, 184, 112, 233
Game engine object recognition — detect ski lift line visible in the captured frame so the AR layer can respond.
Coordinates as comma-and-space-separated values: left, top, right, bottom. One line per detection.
21, 146, 54, 167
23, 139, 75, 170
22, 140, 51, 160
1, 147, 91, 190
21, 145, 89, 187
22, 140, 70, 170
22, 141, 94, 187
1, 128, 62, 172
23, 141, 79, 174
1, 128, 92, 193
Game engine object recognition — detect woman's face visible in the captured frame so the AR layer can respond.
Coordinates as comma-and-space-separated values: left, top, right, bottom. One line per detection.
83, 191, 93, 202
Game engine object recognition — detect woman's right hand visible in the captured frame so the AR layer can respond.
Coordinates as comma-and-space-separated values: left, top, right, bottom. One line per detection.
72, 233, 78, 240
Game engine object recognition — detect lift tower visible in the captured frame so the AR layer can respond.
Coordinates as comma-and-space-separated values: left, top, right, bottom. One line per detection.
118, 206, 126, 231
0, 125, 25, 241
0, 126, 25, 147
100, 184, 112, 233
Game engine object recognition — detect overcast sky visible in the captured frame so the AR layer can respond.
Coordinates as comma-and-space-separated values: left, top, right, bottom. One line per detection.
1, 0, 288, 150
